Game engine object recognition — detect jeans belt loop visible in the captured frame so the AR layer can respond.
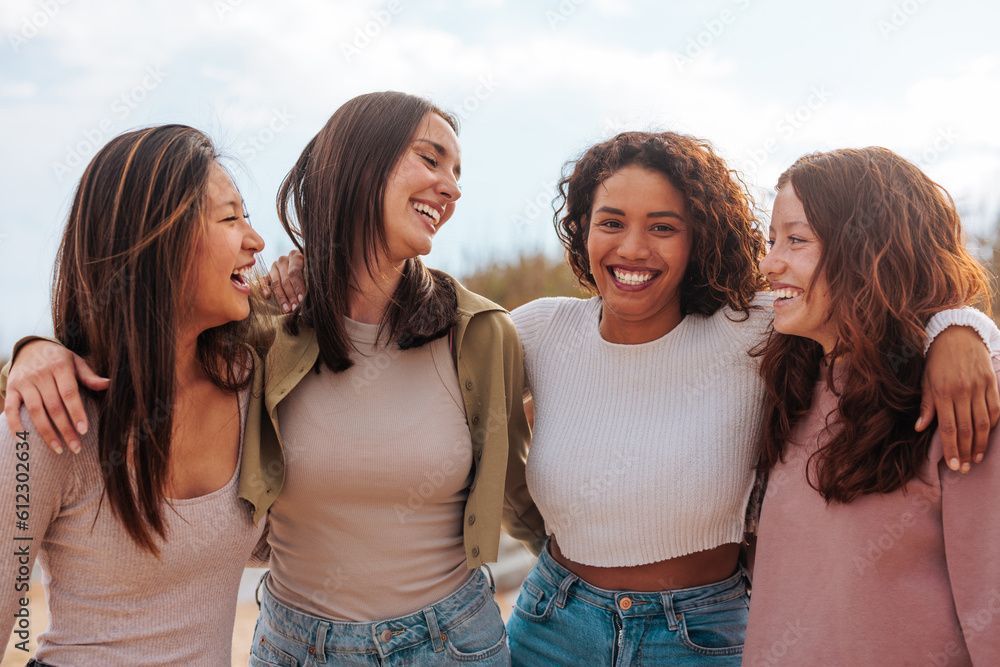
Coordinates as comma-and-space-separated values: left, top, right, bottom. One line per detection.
480, 563, 496, 594
313, 621, 330, 663
423, 605, 446, 653
555, 572, 577, 609
662, 591, 680, 631
255, 571, 269, 609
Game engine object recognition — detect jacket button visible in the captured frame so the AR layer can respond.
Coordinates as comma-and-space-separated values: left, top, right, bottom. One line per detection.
467, 514, 476, 525
471, 546, 480, 557
471, 415, 480, 425
465, 380, 474, 391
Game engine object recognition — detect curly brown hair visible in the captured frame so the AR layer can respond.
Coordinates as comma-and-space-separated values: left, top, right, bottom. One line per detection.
554, 131, 766, 317
756, 147, 991, 501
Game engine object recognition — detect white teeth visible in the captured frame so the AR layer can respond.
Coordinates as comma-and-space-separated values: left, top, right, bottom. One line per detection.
773, 288, 803, 300
231, 266, 253, 285
612, 269, 654, 285
411, 201, 441, 223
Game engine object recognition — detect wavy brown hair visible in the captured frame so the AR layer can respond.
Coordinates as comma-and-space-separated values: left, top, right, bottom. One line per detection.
756, 147, 990, 501
278, 91, 460, 372
53, 125, 257, 554
554, 131, 766, 317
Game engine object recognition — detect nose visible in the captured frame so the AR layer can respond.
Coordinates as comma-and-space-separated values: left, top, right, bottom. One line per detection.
439, 171, 462, 203
618, 227, 651, 260
760, 242, 783, 279
244, 222, 265, 254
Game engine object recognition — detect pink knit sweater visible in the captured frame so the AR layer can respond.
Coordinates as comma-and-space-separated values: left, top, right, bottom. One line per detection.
0, 389, 265, 665
744, 360, 1000, 666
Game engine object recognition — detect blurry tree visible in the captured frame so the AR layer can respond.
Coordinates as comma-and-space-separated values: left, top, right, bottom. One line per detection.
458, 251, 587, 310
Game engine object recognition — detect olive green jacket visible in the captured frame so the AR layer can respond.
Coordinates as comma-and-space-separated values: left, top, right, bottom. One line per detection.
0, 282, 546, 567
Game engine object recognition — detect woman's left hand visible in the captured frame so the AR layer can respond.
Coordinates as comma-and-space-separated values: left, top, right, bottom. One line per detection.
918, 326, 1000, 472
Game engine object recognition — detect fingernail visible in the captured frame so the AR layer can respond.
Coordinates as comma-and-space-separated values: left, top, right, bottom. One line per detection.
961, 462, 971, 474
297, 294, 304, 303
282, 303, 290, 313
77, 421, 88, 435
949, 458, 960, 471
52, 442, 64, 455
975, 454, 985, 463
69, 441, 81, 454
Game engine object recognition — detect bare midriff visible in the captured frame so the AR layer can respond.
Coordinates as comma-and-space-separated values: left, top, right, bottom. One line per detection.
549, 536, 741, 592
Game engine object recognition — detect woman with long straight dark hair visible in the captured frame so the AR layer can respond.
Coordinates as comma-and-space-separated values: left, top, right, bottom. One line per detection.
243, 91, 540, 666
3, 92, 542, 665
0, 124, 268, 665
744, 147, 1000, 664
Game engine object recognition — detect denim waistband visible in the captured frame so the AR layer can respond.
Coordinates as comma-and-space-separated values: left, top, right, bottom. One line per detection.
531, 544, 748, 619
259, 569, 493, 659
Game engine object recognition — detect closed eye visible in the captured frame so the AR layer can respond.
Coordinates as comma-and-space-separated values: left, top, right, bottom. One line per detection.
420, 153, 438, 168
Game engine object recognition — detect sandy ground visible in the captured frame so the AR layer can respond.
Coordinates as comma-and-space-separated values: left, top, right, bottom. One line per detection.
2, 580, 517, 666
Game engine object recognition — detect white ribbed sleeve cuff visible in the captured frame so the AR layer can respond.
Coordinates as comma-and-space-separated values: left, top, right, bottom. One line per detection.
924, 307, 1000, 355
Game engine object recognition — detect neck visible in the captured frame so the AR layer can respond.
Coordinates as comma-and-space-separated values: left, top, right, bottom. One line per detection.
174, 327, 208, 391
348, 258, 405, 324
599, 303, 684, 344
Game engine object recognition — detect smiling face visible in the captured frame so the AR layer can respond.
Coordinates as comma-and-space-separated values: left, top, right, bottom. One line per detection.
760, 184, 836, 352
586, 164, 693, 343
183, 162, 265, 332
381, 112, 462, 264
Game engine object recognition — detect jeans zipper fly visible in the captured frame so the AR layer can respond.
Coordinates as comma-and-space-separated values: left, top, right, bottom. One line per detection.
612, 613, 623, 665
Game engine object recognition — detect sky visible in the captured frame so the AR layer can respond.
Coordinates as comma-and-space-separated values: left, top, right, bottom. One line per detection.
2, 0, 999, 353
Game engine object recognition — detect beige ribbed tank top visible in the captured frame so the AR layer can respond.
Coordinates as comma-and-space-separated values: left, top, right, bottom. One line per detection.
267, 317, 473, 621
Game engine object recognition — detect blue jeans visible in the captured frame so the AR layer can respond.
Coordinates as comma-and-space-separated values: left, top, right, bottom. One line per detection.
507, 546, 749, 666
251, 569, 510, 666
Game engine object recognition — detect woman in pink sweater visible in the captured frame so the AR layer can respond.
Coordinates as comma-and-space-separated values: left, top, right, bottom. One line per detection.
744, 147, 1000, 665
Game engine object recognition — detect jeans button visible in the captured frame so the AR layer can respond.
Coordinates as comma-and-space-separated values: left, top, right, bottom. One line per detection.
380, 629, 392, 642
618, 596, 632, 611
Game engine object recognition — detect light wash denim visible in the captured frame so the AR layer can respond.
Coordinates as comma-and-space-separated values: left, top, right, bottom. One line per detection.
251, 569, 510, 666
508, 546, 749, 666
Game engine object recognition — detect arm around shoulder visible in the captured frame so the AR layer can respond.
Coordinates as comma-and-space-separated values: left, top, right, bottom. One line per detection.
940, 367, 1000, 664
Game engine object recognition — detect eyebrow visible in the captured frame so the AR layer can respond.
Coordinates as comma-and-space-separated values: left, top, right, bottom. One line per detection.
595, 206, 684, 221
414, 139, 461, 179
215, 199, 244, 211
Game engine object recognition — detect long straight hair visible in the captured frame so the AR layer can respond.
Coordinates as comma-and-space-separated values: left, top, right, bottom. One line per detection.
756, 147, 990, 501
277, 91, 460, 372
53, 125, 256, 554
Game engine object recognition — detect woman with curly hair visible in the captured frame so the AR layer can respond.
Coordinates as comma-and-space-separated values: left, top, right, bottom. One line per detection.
743, 148, 1000, 665
503, 133, 1000, 665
